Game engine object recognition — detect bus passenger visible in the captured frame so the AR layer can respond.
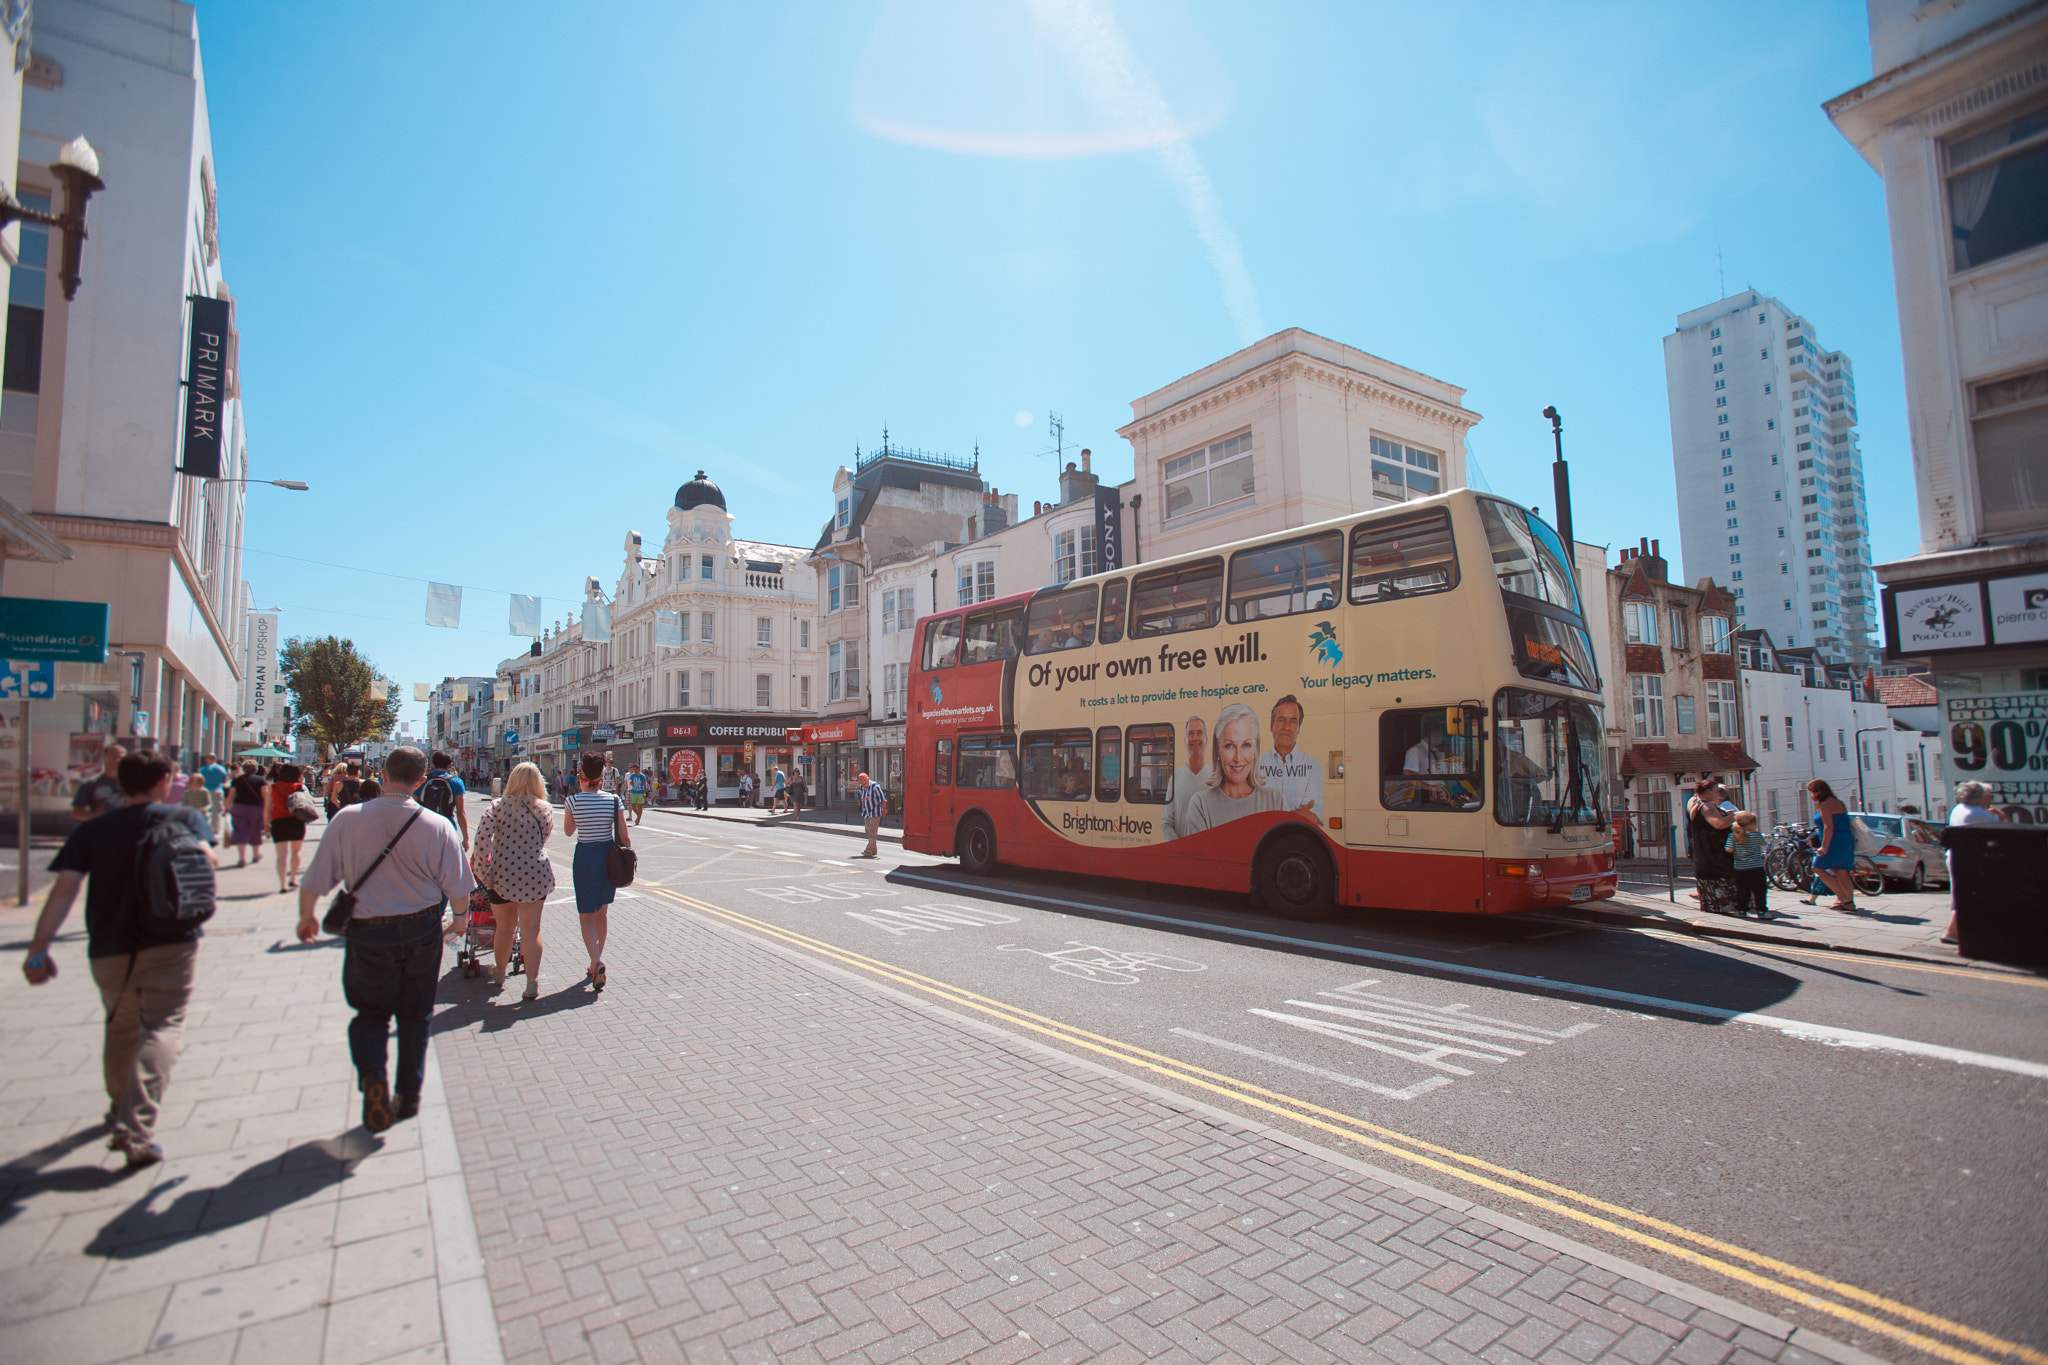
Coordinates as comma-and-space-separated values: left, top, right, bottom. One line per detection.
1185, 703, 1287, 834
1162, 715, 1208, 840
1256, 695, 1323, 825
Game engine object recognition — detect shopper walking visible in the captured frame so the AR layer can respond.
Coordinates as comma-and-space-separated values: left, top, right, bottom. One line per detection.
24, 751, 218, 1167
855, 770, 886, 858
419, 751, 470, 849
226, 760, 267, 867
1806, 779, 1859, 911
772, 766, 788, 812
267, 762, 310, 892
296, 746, 472, 1132
70, 743, 127, 821
562, 751, 628, 991
788, 768, 806, 815
474, 762, 556, 998
626, 764, 648, 825
1942, 780, 2002, 945
199, 753, 229, 835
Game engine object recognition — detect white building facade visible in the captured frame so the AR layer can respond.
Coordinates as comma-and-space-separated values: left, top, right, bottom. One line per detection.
3, 1, 268, 823
1736, 629, 1920, 825
1666, 293, 1876, 666
1827, 0, 2048, 822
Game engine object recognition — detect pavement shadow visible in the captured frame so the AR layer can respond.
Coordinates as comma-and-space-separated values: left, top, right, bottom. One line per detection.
889, 864, 1812, 1020
81, 1133, 381, 1258
264, 936, 345, 953
0, 1126, 128, 1220
431, 968, 604, 1036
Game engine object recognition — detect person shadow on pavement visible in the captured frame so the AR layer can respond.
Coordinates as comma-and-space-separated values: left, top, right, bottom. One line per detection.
431, 964, 604, 1036
0, 1126, 133, 1218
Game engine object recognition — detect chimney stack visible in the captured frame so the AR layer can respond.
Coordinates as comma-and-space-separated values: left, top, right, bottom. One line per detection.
1080, 447, 1091, 473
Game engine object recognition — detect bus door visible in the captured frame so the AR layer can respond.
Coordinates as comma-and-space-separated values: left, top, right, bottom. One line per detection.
1348, 704, 1487, 913
915, 615, 963, 843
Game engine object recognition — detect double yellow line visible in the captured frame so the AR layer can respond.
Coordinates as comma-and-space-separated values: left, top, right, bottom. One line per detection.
650, 887, 2043, 1365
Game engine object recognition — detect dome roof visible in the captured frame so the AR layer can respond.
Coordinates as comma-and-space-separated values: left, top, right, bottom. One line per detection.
675, 470, 726, 512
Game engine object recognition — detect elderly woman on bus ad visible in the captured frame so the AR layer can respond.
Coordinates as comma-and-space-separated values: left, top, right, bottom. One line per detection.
1184, 702, 1290, 834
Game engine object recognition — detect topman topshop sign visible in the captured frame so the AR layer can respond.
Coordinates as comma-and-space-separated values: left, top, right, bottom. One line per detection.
179, 294, 232, 479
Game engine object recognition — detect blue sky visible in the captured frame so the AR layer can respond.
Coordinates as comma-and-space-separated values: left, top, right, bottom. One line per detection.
203, 0, 1898, 735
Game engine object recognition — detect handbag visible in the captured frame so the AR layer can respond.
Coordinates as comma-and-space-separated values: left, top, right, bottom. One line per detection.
287, 790, 321, 823
604, 794, 636, 886
322, 810, 423, 936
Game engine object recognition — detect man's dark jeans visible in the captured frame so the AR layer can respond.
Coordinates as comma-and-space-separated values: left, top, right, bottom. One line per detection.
342, 906, 443, 1100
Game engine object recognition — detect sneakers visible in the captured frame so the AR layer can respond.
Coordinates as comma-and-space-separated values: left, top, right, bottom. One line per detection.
360, 1074, 394, 1133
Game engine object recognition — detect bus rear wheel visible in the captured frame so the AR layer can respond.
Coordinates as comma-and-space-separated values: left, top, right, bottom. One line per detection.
957, 815, 999, 876
1254, 834, 1335, 921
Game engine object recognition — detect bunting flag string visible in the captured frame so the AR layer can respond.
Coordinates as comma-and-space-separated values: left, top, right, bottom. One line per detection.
582, 600, 612, 644
370, 681, 389, 701
413, 683, 432, 702
425, 582, 463, 629
653, 609, 682, 649
509, 594, 542, 637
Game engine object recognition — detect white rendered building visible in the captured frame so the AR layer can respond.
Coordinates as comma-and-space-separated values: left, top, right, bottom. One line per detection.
2, 1, 263, 803
1736, 630, 1911, 827
1665, 294, 1877, 667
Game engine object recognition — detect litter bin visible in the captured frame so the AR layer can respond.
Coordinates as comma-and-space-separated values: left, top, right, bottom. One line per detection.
1941, 825, 2048, 967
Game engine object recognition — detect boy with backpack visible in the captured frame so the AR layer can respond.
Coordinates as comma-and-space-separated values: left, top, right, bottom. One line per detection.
418, 750, 469, 848
22, 751, 219, 1168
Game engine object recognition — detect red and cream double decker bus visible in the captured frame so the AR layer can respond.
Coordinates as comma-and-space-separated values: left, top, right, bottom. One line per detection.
901, 489, 1617, 919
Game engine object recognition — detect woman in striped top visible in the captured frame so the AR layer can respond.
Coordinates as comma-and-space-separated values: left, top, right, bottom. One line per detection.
562, 750, 630, 991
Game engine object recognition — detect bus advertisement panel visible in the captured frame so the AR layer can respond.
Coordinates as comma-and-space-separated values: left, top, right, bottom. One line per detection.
903, 492, 1616, 920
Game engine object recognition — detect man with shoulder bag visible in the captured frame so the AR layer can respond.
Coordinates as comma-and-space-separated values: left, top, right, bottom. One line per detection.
23, 752, 219, 1167
297, 746, 473, 1132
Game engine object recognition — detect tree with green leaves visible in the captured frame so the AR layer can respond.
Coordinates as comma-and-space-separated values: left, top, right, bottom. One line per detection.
280, 635, 401, 755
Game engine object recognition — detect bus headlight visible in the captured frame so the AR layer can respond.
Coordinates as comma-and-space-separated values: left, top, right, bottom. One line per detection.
1494, 861, 1543, 878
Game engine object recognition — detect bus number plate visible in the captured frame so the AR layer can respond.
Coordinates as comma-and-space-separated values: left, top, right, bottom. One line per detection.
1569, 885, 1592, 901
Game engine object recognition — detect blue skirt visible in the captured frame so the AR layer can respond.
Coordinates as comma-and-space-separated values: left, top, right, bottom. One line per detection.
1812, 814, 1857, 871
572, 841, 614, 914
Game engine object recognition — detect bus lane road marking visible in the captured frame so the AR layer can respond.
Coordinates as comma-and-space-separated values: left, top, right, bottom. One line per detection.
997, 940, 1207, 985
1245, 977, 1596, 1080
1170, 1029, 1452, 1101
889, 872, 2048, 1082
644, 886, 2046, 1365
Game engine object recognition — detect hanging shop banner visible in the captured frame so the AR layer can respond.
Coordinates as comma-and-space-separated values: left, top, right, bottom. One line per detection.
0, 597, 109, 663
241, 611, 279, 724
178, 295, 232, 479
1094, 487, 1124, 574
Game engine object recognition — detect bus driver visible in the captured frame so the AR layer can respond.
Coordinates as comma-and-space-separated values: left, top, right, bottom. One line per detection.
1256, 694, 1323, 825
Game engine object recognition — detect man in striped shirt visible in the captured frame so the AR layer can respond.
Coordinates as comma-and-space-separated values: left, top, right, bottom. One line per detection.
856, 771, 887, 858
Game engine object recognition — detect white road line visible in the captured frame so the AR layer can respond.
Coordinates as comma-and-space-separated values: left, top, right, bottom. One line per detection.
734, 844, 759, 851
1171, 1028, 1452, 1101
892, 873, 2048, 1082
772, 851, 803, 858
819, 860, 852, 867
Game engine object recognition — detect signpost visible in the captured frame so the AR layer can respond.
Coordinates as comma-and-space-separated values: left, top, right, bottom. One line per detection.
0, 598, 111, 904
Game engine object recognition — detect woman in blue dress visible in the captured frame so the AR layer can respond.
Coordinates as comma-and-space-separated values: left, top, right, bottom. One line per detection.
562, 750, 630, 990
1805, 778, 1859, 911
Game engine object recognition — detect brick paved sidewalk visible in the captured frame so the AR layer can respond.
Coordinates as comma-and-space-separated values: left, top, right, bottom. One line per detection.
0, 820, 499, 1365
1556, 885, 1959, 965
434, 892, 1886, 1365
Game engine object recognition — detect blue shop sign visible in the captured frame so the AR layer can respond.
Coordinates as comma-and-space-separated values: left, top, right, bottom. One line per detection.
0, 659, 54, 698
561, 731, 581, 749
0, 597, 110, 662
591, 723, 616, 742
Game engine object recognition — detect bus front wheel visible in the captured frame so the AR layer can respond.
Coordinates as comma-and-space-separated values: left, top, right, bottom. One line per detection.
957, 815, 999, 876
1253, 834, 1335, 921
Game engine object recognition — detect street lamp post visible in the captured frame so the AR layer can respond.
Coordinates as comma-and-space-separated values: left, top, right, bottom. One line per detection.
1542, 406, 1575, 551
0, 137, 106, 300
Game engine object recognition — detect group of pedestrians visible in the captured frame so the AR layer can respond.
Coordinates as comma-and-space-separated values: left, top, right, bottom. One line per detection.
1683, 775, 1863, 918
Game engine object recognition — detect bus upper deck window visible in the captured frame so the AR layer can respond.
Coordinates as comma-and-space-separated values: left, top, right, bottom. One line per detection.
1131, 558, 1224, 638
1098, 579, 1128, 644
1023, 584, 1098, 654
1228, 531, 1343, 622
964, 605, 1024, 664
923, 615, 961, 670
1350, 510, 1459, 604
1478, 500, 1579, 612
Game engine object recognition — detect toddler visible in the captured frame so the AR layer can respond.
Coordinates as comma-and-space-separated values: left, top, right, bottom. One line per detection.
1729, 811, 1769, 918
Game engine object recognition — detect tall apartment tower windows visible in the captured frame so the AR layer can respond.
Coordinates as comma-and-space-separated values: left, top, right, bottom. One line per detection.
1664, 293, 1875, 666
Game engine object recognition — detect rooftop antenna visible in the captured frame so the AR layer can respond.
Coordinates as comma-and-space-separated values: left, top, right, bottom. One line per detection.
1048, 411, 1064, 463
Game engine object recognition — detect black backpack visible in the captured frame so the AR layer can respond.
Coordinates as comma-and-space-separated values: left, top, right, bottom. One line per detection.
417, 773, 457, 821
129, 808, 217, 940
337, 777, 362, 807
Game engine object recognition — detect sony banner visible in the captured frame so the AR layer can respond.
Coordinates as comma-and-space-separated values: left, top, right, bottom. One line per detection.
180, 295, 232, 479
1094, 487, 1124, 574
241, 611, 279, 726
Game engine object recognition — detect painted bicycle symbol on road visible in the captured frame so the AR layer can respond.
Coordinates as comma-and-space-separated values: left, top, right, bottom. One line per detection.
998, 941, 1208, 985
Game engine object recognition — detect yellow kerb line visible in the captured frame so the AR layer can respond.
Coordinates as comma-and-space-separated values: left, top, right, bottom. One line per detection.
652, 888, 2044, 1365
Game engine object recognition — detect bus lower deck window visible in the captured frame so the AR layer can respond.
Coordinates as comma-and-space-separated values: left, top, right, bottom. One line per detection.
956, 732, 1017, 789
1123, 724, 1175, 803
933, 738, 953, 786
1379, 707, 1485, 813
1096, 727, 1122, 803
1022, 729, 1093, 800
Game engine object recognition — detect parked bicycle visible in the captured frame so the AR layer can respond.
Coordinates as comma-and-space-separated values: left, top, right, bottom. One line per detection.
1764, 823, 1883, 898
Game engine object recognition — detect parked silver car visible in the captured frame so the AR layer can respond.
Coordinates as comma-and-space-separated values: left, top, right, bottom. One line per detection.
1851, 813, 1950, 891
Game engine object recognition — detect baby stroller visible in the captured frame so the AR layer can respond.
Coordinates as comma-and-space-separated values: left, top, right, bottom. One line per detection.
456, 886, 524, 980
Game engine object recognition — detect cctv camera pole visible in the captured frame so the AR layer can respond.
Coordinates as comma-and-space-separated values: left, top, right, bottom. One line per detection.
1544, 406, 1575, 551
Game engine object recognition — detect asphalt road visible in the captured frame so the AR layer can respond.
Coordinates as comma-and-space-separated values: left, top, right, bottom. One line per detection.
594, 805, 2048, 1362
